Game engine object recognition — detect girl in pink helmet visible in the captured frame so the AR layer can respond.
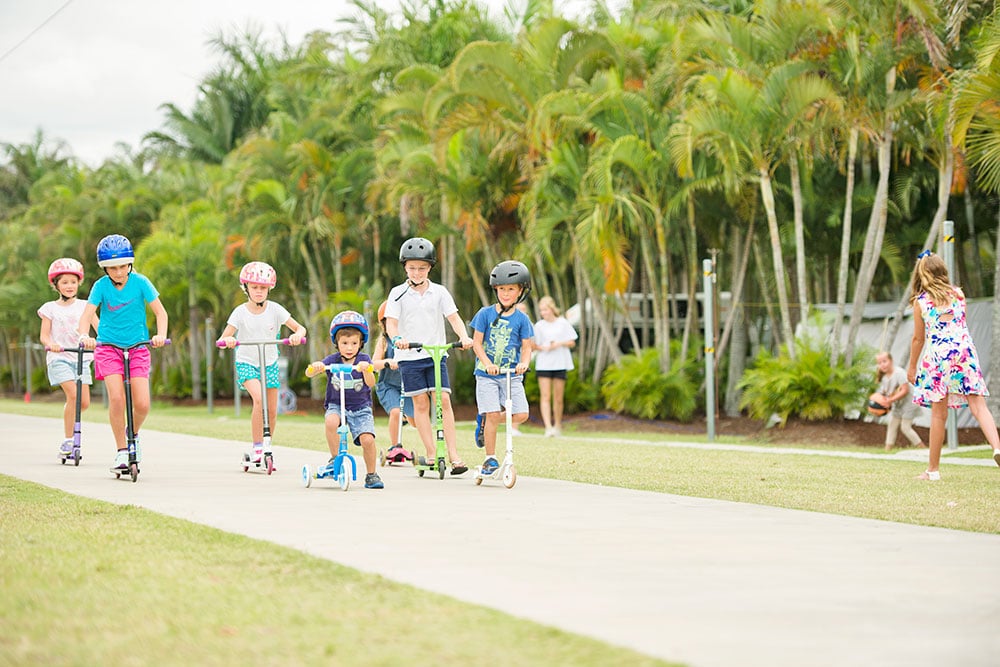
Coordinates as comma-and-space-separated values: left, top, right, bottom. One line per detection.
217, 262, 307, 463
37, 258, 100, 456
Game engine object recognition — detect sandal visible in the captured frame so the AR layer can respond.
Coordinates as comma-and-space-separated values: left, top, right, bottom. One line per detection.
993, 450, 1000, 467
916, 470, 941, 481
450, 461, 468, 475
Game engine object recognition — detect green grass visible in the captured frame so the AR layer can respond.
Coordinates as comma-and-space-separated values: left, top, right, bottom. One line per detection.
6, 398, 1000, 533
0, 477, 674, 667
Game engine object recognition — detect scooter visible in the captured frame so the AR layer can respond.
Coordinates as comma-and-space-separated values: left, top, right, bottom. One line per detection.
408, 341, 463, 480
474, 368, 518, 489
216, 337, 304, 474
379, 369, 414, 467
54, 343, 92, 466
100, 339, 170, 482
301, 362, 359, 491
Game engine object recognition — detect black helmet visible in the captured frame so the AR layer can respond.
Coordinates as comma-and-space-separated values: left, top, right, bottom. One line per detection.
489, 260, 531, 303
399, 237, 436, 266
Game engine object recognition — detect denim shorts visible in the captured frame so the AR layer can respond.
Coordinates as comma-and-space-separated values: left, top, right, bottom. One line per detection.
374, 382, 415, 417
399, 357, 451, 397
475, 373, 528, 415
324, 404, 376, 445
47, 359, 93, 386
236, 361, 280, 389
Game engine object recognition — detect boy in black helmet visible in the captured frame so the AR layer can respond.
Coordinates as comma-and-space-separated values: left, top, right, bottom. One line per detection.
470, 260, 534, 475
384, 237, 474, 475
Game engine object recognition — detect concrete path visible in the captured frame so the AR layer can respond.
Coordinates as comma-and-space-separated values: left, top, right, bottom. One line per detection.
6, 413, 1000, 667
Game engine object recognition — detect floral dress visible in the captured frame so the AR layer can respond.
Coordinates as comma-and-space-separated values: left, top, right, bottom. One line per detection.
912, 288, 989, 408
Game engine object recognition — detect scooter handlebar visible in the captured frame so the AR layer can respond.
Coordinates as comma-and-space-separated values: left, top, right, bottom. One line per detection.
95, 339, 171, 350
216, 337, 307, 348
406, 341, 464, 351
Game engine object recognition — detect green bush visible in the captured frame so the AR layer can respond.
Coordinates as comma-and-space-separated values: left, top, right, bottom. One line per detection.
738, 336, 873, 424
601, 348, 698, 421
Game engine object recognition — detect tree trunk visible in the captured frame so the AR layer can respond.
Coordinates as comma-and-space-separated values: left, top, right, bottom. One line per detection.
845, 68, 896, 366
758, 168, 796, 358
830, 126, 858, 364
188, 278, 201, 401
724, 304, 748, 417
790, 152, 808, 323
963, 185, 984, 295
987, 201, 1000, 420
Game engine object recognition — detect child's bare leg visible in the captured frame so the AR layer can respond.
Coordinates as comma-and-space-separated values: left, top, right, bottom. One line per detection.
103, 375, 127, 449
244, 378, 264, 443
927, 400, 948, 473
411, 392, 434, 457
59, 380, 76, 438
388, 407, 401, 445
265, 386, 279, 440
538, 376, 553, 430
360, 433, 377, 473
130, 377, 151, 433
324, 412, 341, 458
483, 411, 502, 457
966, 394, 1000, 450
552, 378, 567, 430
441, 392, 461, 462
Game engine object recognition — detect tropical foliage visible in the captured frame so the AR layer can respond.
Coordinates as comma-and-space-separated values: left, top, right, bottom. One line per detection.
2, 0, 999, 419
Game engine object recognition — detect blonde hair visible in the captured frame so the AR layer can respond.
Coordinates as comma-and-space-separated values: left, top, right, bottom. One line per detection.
909, 253, 955, 308
875, 352, 892, 382
538, 295, 561, 317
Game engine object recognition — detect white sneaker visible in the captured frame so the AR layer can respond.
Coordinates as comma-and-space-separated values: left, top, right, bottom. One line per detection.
510, 427, 522, 436
552, 427, 562, 437
544, 427, 554, 437
59, 439, 74, 455
112, 450, 128, 469
251, 446, 264, 463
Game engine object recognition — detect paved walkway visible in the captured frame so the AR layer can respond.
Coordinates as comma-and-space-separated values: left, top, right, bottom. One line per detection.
6, 413, 1000, 667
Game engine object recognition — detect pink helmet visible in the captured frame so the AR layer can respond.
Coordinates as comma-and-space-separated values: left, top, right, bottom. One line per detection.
239, 261, 277, 287
48, 258, 85, 283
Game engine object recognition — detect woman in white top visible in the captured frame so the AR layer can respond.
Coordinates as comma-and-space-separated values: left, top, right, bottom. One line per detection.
533, 296, 577, 437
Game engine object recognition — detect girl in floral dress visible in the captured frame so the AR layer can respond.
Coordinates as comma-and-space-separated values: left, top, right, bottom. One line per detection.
906, 251, 1000, 480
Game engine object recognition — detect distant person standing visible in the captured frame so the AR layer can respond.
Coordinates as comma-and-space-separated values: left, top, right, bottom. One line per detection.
533, 296, 577, 437
874, 352, 925, 451
906, 251, 1000, 480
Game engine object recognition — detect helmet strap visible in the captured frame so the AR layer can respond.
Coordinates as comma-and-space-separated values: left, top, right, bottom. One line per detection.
408, 279, 426, 288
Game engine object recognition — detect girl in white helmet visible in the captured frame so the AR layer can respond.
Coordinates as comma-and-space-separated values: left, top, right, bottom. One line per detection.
217, 262, 307, 463
38, 257, 100, 456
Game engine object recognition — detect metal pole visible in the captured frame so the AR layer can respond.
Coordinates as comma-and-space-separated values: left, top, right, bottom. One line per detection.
205, 317, 214, 414
24, 335, 32, 402
234, 354, 241, 418
703, 258, 716, 442
942, 220, 959, 450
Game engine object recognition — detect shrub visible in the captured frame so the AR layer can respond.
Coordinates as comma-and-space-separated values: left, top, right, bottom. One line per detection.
601, 347, 698, 421
738, 335, 873, 424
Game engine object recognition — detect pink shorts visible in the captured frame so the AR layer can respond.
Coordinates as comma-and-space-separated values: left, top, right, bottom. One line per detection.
94, 345, 151, 380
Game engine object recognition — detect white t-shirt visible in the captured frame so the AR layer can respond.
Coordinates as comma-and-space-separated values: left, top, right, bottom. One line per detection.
384, 280, 459, 362
878, 366, 921, 420
533, 316, 577, 371
37, 299, 89, 365
226, 301, 292, 366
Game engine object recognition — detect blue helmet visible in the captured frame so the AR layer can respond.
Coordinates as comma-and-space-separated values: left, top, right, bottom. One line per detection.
96, 234, 134, 268
330, 310, 369, 345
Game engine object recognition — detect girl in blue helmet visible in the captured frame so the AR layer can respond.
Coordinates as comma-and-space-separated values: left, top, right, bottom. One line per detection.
305, 310, 383, 489
78, 234, 168, 472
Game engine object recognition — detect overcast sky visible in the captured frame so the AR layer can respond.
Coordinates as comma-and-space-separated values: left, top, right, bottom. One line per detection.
0, 0, 588, 167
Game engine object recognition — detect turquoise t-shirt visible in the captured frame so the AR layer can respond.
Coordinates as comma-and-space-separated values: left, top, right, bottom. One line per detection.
470, 305, 533, 376
88, 272, 159, 346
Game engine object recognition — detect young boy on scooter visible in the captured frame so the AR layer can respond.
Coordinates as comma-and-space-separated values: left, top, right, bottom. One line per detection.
470, 261, 534, 475
384, 237, 474, 475
217, 261, 306, 465
77, 235, 168, 473
305, 310, 384, 489
38, 258, 99, 456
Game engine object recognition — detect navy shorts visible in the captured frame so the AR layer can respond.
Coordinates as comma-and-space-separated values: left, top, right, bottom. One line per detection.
399, 357, 451, 396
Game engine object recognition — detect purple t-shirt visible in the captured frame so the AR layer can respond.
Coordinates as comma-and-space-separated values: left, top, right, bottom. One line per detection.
322, 352, 373, 412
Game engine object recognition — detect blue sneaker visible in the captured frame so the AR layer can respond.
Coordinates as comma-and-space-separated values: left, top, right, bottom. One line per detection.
475, 413, 485, 448
481, 457, 499, 475
364, 472, 384, 489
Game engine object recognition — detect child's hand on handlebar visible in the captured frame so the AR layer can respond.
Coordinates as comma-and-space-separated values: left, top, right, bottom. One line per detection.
515, 361, 530, 375
305, 361, 326, 378
355, 361, 374, 374
459, 336, 474, 350
151, 335, 167, 348
79, 335, 96, 350
217, 336, 237, 349
288, 333, 306, 346
486, 363, 500, 376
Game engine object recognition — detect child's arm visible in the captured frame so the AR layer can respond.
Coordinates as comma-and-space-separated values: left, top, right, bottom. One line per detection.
516, 337, 532, 375
149, 298, 169, 347
371, 336, 396, 371
77, 303, 99, 349
906, 308, 925, 385
305, 361, 327, 378
472, 329, 498, 375
446, 312, 473, 349
357, 361, 376, 388
39, 315, 54, 350
217, 324, 238, 348
283, 317, 307, 345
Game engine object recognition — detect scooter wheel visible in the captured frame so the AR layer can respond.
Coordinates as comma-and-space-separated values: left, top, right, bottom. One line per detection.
474, 475, 483, 486
73, 450, 81, 466
437, 459, 446, 480
301, 464, 312, 488
503, 465, 517, 489
417, 469, 425, 477
265, 454, 274, 475
129, 463, 139, 483
379, 450, 387, 467
60, 457, 66, 465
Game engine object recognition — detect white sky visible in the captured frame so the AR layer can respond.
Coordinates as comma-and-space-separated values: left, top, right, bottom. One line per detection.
0, 0, 589, 167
